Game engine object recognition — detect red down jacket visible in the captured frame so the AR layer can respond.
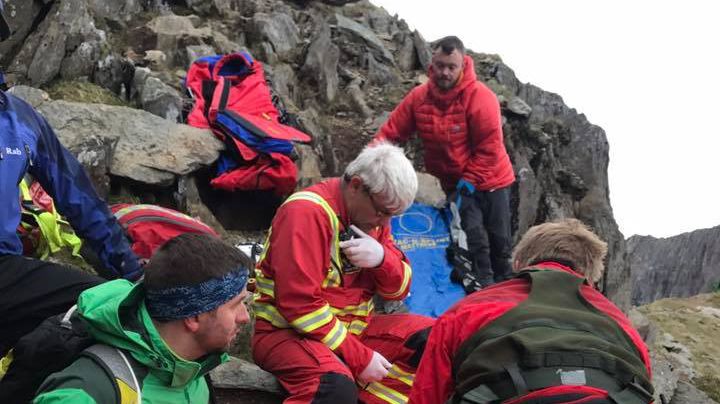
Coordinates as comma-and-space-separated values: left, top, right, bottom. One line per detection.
375, 55, 515, 192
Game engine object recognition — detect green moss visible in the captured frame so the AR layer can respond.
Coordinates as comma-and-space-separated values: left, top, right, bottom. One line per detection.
46, 80, 128, 106
695, 375, 720, 402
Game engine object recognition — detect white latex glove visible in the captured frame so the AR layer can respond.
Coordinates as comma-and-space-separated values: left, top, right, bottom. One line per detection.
339, 225, 385, 268
357, 351, 392, 384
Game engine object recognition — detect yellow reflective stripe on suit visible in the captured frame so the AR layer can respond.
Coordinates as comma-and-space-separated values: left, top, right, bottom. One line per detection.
330, 298, 374, 317
290, 304, 334, 332
254, 272, 275, 298
386, 364, 414, 386
379, 261, 411, 299
320, 319, 348, 350
253, 301, 290, 328
284, 191, 343, 281
342, 319, 368, 335
365, 380, 408, 404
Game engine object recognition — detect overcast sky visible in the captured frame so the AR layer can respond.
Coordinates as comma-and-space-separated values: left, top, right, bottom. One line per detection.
371, 0, 720, 238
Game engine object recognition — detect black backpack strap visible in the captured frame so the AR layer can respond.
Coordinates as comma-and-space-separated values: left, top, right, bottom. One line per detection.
82, 344, 146, 404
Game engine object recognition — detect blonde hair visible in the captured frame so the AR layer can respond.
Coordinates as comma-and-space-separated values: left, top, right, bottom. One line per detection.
511, 219, 607, 283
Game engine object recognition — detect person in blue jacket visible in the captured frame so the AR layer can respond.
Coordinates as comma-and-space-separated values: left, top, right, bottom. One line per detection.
0, 2, 141, 358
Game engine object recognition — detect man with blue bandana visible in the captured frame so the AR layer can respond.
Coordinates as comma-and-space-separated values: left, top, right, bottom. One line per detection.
1, 0, 140, 361
33, 233, 254, 404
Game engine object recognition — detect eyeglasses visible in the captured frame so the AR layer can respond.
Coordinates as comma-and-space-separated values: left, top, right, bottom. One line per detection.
363, 187, 395, 217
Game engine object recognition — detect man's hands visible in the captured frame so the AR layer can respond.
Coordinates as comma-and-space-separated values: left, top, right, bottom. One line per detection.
358, 351, 392, 384
339, 225, 385, 268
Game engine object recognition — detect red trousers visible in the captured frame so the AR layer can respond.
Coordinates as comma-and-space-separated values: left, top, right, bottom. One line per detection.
253, 314, 435, 404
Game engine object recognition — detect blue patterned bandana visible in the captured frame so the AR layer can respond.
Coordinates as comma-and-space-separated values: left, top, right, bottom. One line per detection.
146, 269, 248, 321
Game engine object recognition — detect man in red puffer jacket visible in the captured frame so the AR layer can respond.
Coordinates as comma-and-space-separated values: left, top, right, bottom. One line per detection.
374, 35, 515, 293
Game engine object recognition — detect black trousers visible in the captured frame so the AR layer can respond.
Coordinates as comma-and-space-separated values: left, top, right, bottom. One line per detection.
458, 186, 513, 284
0, 255, 103, 356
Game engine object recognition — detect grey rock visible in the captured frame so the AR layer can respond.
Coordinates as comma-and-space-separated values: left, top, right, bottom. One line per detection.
37, 100, 223, 187
320, 0, 364, 5
143, 50, 168, 67
61, 41, 102, 80
295, 144, 323, 189
251, 12, 300, 58
368, 7, 393, 35
334, 13, 394, 65
346, 79, 373, 118
506, 96, 532, 117
185, 0, 213, 15
366, 53, 398, 86
268, 64, 298, 110
256, 42, 278, 65
184, 45, 216, 68
26, 17, 67, 86
208, 30, 243, 55
670, 381, 719, 404
147, 14, 212, 67
87, 0, 144, 29
210, 357, 283, 394
658, 333, 695, 380
629, 227, 720, 305
17, 0, 106, 86
297, 107, 338, 176
651, 347, 679, 404
415, 173, 446, 208
93, 54, 135, 97
627, 307, 653, 342
7, 85, 51, 108
412, 30, 432, 71
396, 33, 416, 72
186, 0, 242, 17
130, 67, 152, 100
302, 22, 340, 103
214, 0, 243, 17
70, 136, 114, 198
0, 1, 46, 66
177, 175, 227, 237
138, 76, 183, 122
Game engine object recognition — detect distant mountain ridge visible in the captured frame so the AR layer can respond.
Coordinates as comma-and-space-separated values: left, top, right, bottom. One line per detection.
629, 226, 720, 305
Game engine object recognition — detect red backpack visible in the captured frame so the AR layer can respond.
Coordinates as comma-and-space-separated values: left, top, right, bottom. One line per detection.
111, 204, 219, 259
185, 52, 311, 196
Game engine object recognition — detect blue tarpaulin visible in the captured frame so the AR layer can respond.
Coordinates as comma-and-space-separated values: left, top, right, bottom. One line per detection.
391, 203, 465, 317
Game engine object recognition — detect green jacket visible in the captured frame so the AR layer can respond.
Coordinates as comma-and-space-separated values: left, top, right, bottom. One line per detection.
34, 280, 228, 404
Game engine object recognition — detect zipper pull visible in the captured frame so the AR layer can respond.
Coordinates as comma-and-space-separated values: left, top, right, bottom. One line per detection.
24, 144, 33, 166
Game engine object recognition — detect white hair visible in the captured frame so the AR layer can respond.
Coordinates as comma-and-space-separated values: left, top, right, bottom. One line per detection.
344, 141, 417, 213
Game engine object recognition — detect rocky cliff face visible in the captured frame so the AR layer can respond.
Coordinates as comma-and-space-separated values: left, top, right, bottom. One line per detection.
1, 0, 631, 308
1, 0, 712, 402
629, 227, 720, 305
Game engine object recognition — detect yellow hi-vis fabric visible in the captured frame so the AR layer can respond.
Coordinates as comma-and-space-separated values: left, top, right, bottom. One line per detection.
253, 191, 372, 351
19, 179, 82, 258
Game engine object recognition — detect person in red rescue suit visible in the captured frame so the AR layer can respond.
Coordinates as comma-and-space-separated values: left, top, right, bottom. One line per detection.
409, 219, 654, 404
374, 35, 515, 293
252, 142, 435, 404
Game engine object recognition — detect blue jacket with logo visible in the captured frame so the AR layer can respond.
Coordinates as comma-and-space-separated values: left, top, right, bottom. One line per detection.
0, 90, 141, 280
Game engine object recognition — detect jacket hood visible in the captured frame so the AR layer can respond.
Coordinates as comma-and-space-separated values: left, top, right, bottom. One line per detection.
77, 280, 227, 388
427, 55, 478, 107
